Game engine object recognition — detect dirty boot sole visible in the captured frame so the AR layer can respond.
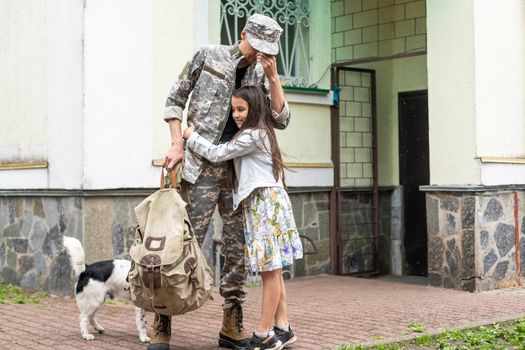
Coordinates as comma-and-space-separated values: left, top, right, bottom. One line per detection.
218, 333, 249, 349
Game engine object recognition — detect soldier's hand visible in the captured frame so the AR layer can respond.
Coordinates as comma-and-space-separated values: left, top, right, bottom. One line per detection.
257, 53, 278, 81
164, 141, 184, 170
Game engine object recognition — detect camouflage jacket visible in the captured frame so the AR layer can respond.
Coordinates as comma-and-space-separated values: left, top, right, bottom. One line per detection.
164, 42, 291, 184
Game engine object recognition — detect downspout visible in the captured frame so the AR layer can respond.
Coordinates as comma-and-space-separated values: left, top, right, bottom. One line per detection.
513, 192, 521, 283
330, 66, 341, 275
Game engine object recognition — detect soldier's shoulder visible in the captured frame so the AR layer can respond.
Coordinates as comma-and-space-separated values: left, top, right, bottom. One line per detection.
198, 44, 230, 56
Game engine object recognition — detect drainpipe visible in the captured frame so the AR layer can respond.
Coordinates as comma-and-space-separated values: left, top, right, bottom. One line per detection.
514, 192, 521, 282
330, 66, 341, 275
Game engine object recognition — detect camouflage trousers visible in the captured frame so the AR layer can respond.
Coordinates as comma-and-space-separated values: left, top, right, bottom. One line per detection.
185, 160, 246, 307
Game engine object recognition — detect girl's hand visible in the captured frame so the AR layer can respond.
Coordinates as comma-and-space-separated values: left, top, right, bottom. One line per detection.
183, 122, 196, 139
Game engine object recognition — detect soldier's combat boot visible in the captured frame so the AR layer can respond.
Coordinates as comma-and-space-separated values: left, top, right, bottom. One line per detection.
218, 303, 251, 349
147, 313, 171, 350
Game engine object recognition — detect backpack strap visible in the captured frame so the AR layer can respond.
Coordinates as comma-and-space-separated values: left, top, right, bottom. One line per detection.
160, 164, 182, 190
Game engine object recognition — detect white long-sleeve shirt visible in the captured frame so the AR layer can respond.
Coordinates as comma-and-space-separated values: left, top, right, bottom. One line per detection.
186, 128, 283, 209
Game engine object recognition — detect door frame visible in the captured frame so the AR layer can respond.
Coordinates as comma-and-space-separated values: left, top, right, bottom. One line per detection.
330, 66, 380, 275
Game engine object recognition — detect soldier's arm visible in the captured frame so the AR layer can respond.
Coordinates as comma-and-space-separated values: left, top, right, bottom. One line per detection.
163, 48, 206, 168
258, 53, 290, 130
164, 119, 183, 169
164, 49, 207, 122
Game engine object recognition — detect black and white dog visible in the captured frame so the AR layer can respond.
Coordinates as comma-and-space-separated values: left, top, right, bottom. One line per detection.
63, 236, 150, 343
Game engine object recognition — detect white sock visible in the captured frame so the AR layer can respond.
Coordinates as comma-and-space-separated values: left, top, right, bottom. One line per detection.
276, 324, 290, 332
255, 330, 275, 338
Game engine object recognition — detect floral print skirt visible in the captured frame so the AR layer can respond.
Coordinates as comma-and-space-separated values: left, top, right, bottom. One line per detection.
242, 187, 303, 273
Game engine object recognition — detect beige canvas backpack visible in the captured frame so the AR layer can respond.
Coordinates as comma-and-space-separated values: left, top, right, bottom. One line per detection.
128, 168, 213, 315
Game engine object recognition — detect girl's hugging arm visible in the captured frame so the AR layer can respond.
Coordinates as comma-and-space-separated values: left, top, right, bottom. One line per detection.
186, 129, 258, 162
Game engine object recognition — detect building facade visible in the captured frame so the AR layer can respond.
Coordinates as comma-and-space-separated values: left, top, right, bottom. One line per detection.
1, 0, 524, 294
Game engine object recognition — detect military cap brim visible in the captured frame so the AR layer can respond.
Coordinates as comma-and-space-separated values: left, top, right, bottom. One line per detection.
245, 31, 279, 55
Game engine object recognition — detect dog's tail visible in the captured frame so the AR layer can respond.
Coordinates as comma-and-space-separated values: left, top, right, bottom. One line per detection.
63, 236, 86, 277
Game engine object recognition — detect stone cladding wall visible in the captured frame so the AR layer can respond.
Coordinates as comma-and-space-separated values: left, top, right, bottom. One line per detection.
0, 191, 337, 295
335, 190, 394, 275
425, 190, 525, 292
287, 191, 332, 277
0, 195, 146, 296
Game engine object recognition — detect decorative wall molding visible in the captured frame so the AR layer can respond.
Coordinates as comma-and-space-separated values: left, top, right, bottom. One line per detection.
479, 157, 525, 164
420, 184, 525, 192
0, 161, 48, 171
286, 162, 333, 168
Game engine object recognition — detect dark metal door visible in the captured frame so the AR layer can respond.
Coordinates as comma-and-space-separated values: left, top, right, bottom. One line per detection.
399, 90, 429, 276
331, 67, 379, 275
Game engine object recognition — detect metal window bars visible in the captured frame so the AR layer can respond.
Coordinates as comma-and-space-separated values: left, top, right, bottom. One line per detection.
220, 0, 311, 87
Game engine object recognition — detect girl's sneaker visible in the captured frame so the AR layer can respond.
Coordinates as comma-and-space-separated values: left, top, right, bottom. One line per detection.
247, 332, 282, 350
273, 325, 297, 348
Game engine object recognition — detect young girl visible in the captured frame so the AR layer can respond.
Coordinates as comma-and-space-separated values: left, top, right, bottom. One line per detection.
183, 85, 303, 350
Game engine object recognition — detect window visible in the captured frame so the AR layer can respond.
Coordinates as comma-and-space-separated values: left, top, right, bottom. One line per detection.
220, 0, 311, 87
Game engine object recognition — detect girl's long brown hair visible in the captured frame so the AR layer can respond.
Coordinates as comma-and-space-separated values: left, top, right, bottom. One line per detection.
228, 85, 287, 187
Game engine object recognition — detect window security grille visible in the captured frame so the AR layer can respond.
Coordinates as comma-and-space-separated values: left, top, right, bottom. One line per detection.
220, 0, 311, 87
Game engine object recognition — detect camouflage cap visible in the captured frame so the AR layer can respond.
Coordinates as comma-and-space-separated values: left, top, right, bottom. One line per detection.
243, 14, 283, 55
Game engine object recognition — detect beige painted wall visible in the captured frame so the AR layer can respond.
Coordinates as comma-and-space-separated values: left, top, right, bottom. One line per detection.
355, 55, 428, 186
474, 1, 525, 158
278, 103, 332, 164
310, 0, 332, 90
152, 0, 198, 161
426, 0, 480, 185
0, 0, 47, 162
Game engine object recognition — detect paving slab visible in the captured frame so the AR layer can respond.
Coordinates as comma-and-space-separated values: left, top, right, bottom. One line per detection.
1, 275, 525, 349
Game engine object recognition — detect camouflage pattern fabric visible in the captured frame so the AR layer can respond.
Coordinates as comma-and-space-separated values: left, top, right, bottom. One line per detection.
186, 161, 246, 306
164, 42, 291, 184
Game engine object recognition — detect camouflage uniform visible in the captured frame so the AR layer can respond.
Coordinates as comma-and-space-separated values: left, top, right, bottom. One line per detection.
164, 42, 291, 307
186, 162, 245, 305
164, 43, 290, 184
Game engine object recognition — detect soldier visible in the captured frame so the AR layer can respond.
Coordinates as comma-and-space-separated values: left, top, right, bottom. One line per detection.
158, 14, 291, 350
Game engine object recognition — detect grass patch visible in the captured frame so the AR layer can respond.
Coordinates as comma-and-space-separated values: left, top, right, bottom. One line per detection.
105, 298, 130, 305
333, 317, 525, 350
408, 323, 427, 333
0, 284, 48, 305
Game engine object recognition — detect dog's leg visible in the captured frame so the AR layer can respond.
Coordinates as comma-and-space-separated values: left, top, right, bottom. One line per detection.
78, 297, 98, 340
135, 307, 151, 343
77, 291, 105, 340
79, 310, 96, 340
90, 312, 105, 334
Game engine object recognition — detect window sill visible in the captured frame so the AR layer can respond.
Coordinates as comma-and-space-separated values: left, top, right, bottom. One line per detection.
283, 87, 333, 106
283, 86, 330, 95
